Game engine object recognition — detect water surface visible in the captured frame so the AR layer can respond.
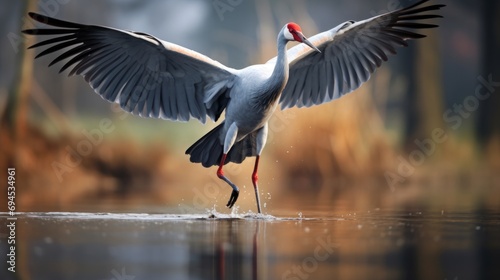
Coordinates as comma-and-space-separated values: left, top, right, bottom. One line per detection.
1, 208, 499, 280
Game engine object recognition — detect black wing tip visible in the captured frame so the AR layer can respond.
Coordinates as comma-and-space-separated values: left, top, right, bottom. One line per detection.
27, 12, 48, 23
408, 0, 446, 9
21, 29, 36, 35
22, 13, 46, 35
25, 12, 84, 29
34, 53, 45, 59
399, 1, 446, 16
394, 1, 445, 31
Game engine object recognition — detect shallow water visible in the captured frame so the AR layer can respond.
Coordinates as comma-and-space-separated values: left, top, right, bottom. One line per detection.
1, 208, 499, 280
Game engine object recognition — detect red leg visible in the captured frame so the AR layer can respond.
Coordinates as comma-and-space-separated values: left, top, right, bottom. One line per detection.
217, 154, 227, 179
252, 156, 262, 213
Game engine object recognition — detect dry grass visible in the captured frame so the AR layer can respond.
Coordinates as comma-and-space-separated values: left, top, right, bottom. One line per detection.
0, 122, 174, 211
268, 81, 395, 189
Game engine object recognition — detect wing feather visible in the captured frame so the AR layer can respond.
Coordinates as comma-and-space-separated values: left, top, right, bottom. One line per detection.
166, 78, 178, 119
23, 12, 236, 123
325, 57, 334, 100
73, 46, 121, 76
279, 0, 444, 109
317, 63, 328, 104
333, 54, 344, 99
100, 57, 132, 100
119, 65, 144, 109
91, 54, 128, 89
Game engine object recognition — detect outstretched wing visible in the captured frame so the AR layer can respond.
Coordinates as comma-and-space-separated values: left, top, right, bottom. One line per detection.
23, 12, 237, 123
278, 0, 445, 109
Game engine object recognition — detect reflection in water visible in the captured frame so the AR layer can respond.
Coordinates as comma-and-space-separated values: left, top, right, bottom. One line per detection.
188, 219, 262, 279
0, 211, 499, 280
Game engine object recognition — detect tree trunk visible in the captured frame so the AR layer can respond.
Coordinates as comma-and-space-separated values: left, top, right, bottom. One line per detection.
476, 0, 500, 146
404, 31, 444, 149
2, 0, 37, 141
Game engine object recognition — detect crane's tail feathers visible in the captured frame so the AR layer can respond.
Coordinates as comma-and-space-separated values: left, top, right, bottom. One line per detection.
226, 130, 258, 164
186, 124, 257, 167
186, 124, 224, 167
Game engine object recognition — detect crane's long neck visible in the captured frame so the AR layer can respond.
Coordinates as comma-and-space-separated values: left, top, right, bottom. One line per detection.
271, 33, 289, 87
258, 32, 289, 107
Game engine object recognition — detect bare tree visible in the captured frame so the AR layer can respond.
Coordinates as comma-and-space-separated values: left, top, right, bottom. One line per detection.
403, 32, 444, 148
476, 0, 500, 147
1, 0, 36, 141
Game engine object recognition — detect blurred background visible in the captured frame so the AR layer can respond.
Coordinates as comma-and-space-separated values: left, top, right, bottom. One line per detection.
0, 0, 499, 213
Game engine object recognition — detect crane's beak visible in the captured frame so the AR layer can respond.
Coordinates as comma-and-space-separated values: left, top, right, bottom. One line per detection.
298, 32, 321, 53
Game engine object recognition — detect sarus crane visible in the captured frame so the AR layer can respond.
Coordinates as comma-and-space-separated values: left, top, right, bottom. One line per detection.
23, 0, 444, 213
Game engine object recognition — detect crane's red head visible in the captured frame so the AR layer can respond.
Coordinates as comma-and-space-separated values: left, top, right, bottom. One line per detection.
283, 22, 321, 53
285, 22, 303, 42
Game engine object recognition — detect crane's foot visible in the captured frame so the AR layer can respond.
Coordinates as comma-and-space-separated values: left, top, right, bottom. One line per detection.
218, 153, 240, 209
226, 189, 239, 208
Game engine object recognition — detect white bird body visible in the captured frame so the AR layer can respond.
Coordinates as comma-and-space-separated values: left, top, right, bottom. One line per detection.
226, 63, 284, 137
23, 0, 444, 213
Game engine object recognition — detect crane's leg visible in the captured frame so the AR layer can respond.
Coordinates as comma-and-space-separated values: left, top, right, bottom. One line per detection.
218, 123, 239, 208
218, 154, 239, 208
252, 156, 262, 214
252, 124, 268, 214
